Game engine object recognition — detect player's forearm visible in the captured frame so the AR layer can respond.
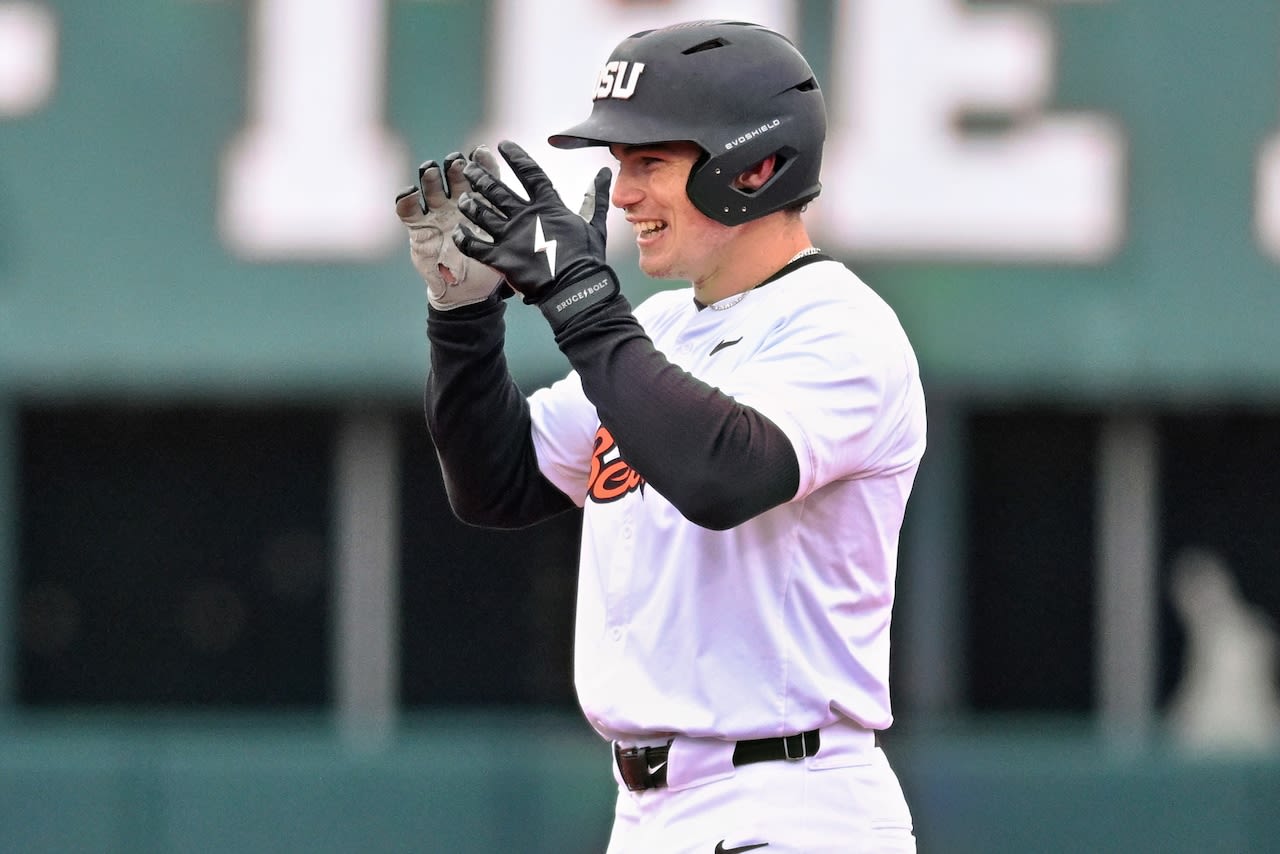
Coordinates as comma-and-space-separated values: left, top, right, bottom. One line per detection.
553, 297, 800, 530
425, 296, 575, 528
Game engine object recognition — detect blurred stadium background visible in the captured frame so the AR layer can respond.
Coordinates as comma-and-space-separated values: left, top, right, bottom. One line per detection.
2, 1, 1279, 851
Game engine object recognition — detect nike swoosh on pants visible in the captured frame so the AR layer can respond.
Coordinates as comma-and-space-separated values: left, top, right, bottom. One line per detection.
714, 841, 769, 853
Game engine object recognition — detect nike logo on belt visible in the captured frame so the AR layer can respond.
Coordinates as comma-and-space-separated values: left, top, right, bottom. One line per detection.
714, 842, 769, 853
710, 337, 743, 356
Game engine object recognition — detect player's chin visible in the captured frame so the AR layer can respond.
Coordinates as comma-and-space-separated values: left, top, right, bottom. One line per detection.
636, 253, 675, 281
636, 243, 678, 276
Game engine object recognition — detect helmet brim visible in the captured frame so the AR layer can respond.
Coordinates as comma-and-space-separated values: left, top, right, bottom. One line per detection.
548, 114, 642, 150
547, 125, 605, 150
548, 111, 694, 151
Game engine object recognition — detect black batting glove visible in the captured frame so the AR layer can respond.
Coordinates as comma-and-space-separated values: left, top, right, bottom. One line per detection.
453, 140, 619, 331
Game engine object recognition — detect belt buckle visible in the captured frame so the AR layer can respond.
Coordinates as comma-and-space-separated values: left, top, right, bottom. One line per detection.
782, 731, 815, 760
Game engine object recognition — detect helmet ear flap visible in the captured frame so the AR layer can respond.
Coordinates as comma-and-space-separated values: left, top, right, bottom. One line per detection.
727, 153, 779, 193
758, 147, 807, 202
687, 124, 823, 226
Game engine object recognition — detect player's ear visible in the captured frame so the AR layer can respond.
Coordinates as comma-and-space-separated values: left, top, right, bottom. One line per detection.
732, 155, 778, 194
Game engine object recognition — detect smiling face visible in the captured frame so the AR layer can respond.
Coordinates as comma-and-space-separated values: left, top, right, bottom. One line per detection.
609, 142, 739, 288
607, 141, 813, 303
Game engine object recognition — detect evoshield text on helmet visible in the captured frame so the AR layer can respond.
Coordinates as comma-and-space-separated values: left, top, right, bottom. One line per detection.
548, 20, 827, 227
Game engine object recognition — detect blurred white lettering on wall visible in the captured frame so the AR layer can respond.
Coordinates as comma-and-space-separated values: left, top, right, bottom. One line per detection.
0, 1, 56, 116
1258, 132, 1280, 261
219, 0, 405, 260
815, 0, 1125, 262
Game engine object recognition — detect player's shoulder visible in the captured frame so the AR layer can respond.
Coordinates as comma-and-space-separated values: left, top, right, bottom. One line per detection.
771, 259, 901, 325
759, 260, 919, 375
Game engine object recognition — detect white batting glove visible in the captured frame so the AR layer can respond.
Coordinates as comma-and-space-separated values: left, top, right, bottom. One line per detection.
395, 145, 505, 311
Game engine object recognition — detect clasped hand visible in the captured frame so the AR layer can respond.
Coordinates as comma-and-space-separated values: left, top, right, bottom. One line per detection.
452, 140, 613, 305
395, 146, 505, 311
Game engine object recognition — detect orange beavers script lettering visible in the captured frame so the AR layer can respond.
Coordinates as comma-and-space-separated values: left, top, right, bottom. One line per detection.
586, 426, 645, 502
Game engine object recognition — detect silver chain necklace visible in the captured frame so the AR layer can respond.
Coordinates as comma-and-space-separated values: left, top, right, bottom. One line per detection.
708, 291, 749, 311
788, 246, 822, 263
708, 247, 821, 311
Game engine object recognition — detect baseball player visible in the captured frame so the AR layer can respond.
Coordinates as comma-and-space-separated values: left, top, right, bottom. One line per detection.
397, 20, 925, 853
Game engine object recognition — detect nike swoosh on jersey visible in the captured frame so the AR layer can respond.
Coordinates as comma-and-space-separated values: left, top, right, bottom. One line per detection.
714, 842, 769, 854
710, 337, 743, 356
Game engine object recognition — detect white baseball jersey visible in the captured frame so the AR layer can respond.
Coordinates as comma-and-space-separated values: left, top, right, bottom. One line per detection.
527, 260, 927, 744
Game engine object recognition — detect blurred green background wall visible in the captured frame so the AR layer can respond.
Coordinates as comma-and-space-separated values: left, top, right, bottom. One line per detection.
2, 1, 1279, 852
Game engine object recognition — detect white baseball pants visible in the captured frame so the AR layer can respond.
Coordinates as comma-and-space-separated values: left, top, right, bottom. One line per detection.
605, 723, 915, 853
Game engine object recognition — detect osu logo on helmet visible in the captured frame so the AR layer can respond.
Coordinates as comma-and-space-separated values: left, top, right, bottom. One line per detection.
586, 425, 645, 502
593, 60, 645, 100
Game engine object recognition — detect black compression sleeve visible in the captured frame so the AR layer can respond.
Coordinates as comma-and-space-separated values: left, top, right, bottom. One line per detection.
425, 295, 575, 528
552, 290, 801, 531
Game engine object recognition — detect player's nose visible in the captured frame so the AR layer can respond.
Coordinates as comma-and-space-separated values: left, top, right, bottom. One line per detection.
610, 173, 643, 210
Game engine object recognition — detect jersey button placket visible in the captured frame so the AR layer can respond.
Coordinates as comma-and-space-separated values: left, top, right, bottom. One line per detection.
605, 507, 637, 644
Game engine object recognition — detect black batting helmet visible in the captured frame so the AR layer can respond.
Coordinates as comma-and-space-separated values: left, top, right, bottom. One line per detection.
548, 20, 826, 227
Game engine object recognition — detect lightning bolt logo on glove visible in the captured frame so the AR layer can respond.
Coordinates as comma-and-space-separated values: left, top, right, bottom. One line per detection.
533, 215, 558, 277
452, 140, 619, 331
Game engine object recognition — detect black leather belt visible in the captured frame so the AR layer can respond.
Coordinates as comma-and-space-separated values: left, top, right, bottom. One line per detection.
614, 730, 821, 792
